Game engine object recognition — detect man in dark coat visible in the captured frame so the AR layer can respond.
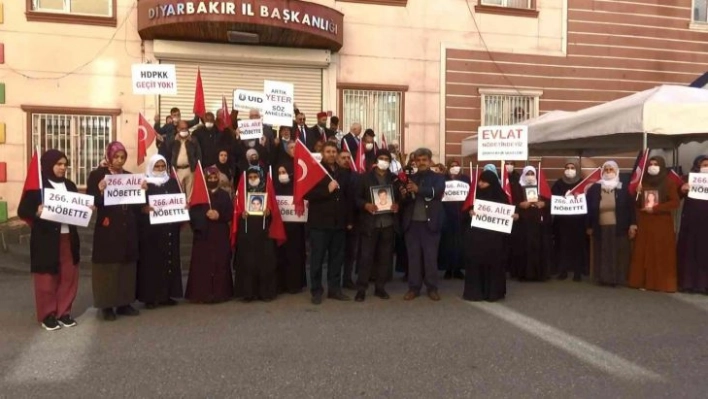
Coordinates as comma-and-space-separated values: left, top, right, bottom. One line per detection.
340, 122, 363, 160
294, 112, 320, 151
399, 148, 446, 301
154, 107, 200, 165
192, 112, 231, 168
312, 111, 335, 141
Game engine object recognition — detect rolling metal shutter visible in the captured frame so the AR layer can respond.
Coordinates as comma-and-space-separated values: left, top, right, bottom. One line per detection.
159, 60, 323, 124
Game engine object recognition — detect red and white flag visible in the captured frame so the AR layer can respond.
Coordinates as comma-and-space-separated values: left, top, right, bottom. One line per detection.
668, 169, 684, 188
356, 137, 366, 173
189, 161, 211, 208
193, 67, 206, 119
137, 113, 158, 166
20, 148, 43, 226
342, 139, 358, 173
567, 167, 602, 196
293, 140, 328, 216
501, 162, 513, 203
629, 148, 650, 196
266, 166, 287, 246
230, 171, 247, 247
218, 95, 230, 130
461, 164, 480, 212
381, 132, 388, 150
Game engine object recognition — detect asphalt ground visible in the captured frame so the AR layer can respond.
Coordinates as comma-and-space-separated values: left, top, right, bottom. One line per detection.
1, 269, 708, 398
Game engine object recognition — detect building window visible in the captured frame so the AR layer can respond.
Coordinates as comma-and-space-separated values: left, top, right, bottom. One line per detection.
475, 0, 538, 17
26, 0, 117, 27
339, 85, 407, 150
480, 0, 534, 9
336, 0, 407, 6
22, 106, 121, 187
694, 0, 707, 22
479, 89, 541, 126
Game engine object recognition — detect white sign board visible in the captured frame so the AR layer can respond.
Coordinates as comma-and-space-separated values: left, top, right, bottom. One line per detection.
40, 189, 94, 227
233, 89, 266, 112
237, 119, 264, 141
148, 193, 190, 225
262, 80, 294, 126
551, 194, 588, 215
470, 199, 515, 234
688, 173, 708, 201
104, 174, 146, 206
131, 64, 177, 95
442, 180, 471, 202
277, 195, 308, 223
477, 125, 528, 161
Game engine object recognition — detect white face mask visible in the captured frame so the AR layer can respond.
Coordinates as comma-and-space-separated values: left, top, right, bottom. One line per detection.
525, 176, 537, 185
564, 169, 577, 179
505, 165, 514, 173
179, 130, 189, 138
412, 167, 418, 174
278, 174, 290, 184
701, 167, 708, 174
365, 143, 374, 151
154, 171, 168, 178
647, 165, 660, 176
603, 172, 617, 181
312, 153, 323, 162
377, 160, 390, 170
247, 140, 256, 148
449, 166, 461, 175
172, 117, 181, 123
204, 122, 214, 129
248, 178, 260, 187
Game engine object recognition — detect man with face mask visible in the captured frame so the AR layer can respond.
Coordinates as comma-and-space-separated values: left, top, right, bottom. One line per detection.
353, 150, 399, 302
154, 107, 201, 165
192, 112, 226, 169
171, 120, 203, 200
362, 129, 378, 171
551, 159, 587, 281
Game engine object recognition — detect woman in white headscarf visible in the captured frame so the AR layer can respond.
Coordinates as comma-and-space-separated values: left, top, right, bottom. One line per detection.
136, 154, 185, 309
586, 161, 636, 287
509, 166, 552, 281
551, 159, 587, 281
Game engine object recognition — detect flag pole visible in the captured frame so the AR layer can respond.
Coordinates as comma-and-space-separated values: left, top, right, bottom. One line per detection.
37, 146, 44, 203
473, 164, 479, 201
636, 148, 649, 201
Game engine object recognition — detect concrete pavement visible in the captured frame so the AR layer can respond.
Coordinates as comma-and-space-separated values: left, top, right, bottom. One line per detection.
2, 267, 708, 398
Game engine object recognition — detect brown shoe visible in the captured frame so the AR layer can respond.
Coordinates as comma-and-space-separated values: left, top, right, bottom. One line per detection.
403, 291, 418, 301
428, 291, 441, 301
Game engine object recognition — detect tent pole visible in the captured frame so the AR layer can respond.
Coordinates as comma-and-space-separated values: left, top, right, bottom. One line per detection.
642, 131, 648, 150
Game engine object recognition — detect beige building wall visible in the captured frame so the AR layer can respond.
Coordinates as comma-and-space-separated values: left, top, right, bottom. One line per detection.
0, 0, 566, 217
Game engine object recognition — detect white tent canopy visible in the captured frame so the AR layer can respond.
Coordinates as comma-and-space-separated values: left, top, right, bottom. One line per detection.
461, 85, 708, 157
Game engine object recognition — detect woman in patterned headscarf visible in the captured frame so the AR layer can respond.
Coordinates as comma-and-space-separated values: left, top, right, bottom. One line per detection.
677, 155, 708, 293
86, 141, 144, 321
551, 158, 587, 281
629, 156, 679, 292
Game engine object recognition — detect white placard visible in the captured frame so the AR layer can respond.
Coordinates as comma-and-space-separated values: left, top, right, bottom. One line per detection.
551, 194, 588, 215
442, 180, 470, 202
237, 119, 264, 140
40, 189, 94, 227
262, 80, 294, 126
148, 193, 190, 225
131, 64, 177, 95
104, 174, 146, 206
688, 173, 708, 200
470, 199, 515, 234
477, 125, 528, 161
233, 89, 266, 112
277, 195, 308, 223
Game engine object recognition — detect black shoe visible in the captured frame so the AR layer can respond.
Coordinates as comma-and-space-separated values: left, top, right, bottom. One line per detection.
116, 305, 140, 316
443, 271, 453, 280
374, 289, 390, 300
573, 274, 582, 282
58, 315, 77, 328
557, 272, 568, 281
327, 291, 351, 301
342, 281, 357, 290
102, 308, 117, 321
311, 294, 322, 305
160, 299, 178, 306
145, 302, 158, 310
453, 270, 465, 280
41, 315, 61, 331
355, 291, 366, 302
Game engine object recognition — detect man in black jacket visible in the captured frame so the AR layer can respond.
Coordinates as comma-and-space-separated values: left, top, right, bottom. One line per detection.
354, 149, 399, 302
304, 142, 352, 304
294, 112, 320, 151
191, 112, 230, 168
400, 148, 446, 301
154, 107, 200, 165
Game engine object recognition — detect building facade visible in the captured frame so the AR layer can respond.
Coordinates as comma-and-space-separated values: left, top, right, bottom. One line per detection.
0, 0, 706, 216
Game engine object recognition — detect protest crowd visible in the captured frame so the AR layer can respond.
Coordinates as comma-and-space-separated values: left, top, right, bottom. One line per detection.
17, 98, 708, 332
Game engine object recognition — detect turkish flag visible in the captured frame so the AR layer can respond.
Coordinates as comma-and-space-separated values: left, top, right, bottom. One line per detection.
629, 148, 649, 196
381, 132, 388, 150
230, 171, 246, 247
137, 113, 157, 166
356, 137, 366, 173
668, 169, 684, 188
568, 167, 602, 196
461, 165, 480, 212
189, 161, 211, 207
20, 148, 43, 226
266, 166, 287, 246
537, 163, 552, 199
217, 95, 230, 131
293, 140, 327, 216
342, 139, 358, 172
193, 67, 206, 119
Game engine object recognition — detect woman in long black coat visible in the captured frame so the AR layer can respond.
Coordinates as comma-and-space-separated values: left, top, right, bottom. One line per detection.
186, 166, 234, 303
551, 159, 588, 281
274, 161, 307, 294
440, 160, 469, 279
463, 170, 510, 301
137, 154, 184, 309
87, 141, 142, 321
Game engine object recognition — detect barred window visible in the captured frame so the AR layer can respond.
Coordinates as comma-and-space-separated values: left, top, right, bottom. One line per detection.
341, 88, 404, 149
480, 89, 541, 126
25, 108, 118, 187
694, 0, 707, 22
480, 0, 534, 10
31, 0, 113, 17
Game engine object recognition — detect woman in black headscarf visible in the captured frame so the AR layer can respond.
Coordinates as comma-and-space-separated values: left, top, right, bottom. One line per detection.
677, 155, 708, 293
18, 150, 82, 330
551, 158, 588, 281
462, 170, 510, 301
216, 148, 236, 197
233, 166, 278, 301
274, 161, 307, 294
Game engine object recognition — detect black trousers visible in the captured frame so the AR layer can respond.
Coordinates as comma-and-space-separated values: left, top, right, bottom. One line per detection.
343, 229, 360, 283
357, 226, 395, 291
309, 228, 345, 296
